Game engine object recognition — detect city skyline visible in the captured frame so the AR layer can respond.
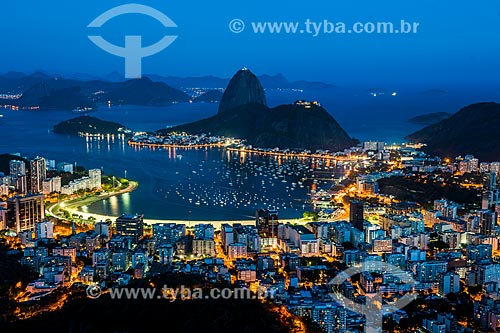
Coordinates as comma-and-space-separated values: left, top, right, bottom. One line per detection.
2, 1, 500, 332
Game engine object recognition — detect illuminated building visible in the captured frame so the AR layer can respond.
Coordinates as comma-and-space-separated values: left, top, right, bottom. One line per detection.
310, 303, 346, 333
153, 223, 186, 244
9, 159, 26, 180
349, 200, 364, 231
256, 209, 279, 238
192, 238, 215, 257
42, 176, 61, 194
157, 243, 173, 264
115, 214, 144, 243
228, 242, 247, 259
415, 261, 448, 282
221, 223, 234, 252
467, 244, 492, 265
30, 157, 47, 194
7, 194, 45, 233
36, 219, 54, 239
478, 210, 497, 236
439, 271, 460, 295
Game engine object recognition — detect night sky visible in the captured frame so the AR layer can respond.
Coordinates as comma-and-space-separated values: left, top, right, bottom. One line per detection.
2, 0, 500, 85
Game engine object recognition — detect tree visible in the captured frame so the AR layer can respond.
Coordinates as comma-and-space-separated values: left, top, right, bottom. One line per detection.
302, 211, 319, 221
429, 240, 449, 251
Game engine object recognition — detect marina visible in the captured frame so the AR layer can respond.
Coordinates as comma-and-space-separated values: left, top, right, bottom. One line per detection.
78, 134, 352, 220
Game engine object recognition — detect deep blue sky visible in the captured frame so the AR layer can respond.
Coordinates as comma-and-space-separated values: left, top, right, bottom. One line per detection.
2, 0, 500, 85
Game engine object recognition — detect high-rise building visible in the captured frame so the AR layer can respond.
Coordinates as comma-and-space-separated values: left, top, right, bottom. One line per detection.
256, 209, 279, 238
487, 172, 497, 190
30, 157, 46, 194
88, 169, 102, 189
434, 199, 458, 219
227, 243, 247, 258
46, 159, 56, 170
0, 184, 8, 196
7, 194, 45, 233
9, 160, 26, 179
459, 155, 479, 173
491, 162, 500, 174
482, 173, 499, 211
439, 271, 460, 295
36, 219, 54, 239
349, 201, 364, 231
466, 244, 492, 264
310, 304, 347, 333
221, 223, 234, 252
415, 261, 448, 282
52, 176, 61, 192
111, 250, 131, 271
477, 264, 500, 285
57, 162, 74, 174
157, 243, 174, 265
152, 223, 185, 244
482, 190, 499, 210
470, 157, 479, 173
95, 221, 112, 240
194, 224, 214, 240
42, 177, 62, 194
10, 160, 27, 194
362, 141, 385, 152
478, 210, 497, 235
0, 205, 7, 230
115, 214, 144, 243
15, 175, 28, 194
42, 179, 52, 195
192, 238, 215, 257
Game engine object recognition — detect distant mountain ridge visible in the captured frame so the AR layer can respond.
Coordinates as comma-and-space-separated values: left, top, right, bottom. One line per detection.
0, 71, 336, 91
408, 112, 452, 125
147, 73, 337, 90
0, 75, 190, 110
0, 71, 337, 110
406, 102, 500, 160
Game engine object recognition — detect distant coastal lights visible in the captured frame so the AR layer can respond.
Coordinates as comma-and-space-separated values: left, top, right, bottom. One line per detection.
369, 91, 398, 97
294, 100, 321, 107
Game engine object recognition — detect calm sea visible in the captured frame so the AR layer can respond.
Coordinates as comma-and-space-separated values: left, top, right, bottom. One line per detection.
1, 86, 497, 220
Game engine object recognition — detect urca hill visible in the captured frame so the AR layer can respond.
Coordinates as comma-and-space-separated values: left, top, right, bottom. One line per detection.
164, 68, 356, 151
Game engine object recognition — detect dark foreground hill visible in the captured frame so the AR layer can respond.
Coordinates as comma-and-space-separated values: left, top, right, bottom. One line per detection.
406, 102, 500, 160
0, 272, 306, 333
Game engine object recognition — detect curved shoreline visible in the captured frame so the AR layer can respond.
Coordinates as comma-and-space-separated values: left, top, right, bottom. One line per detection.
46, 181, 139, 222
46, 181, 303, 229
58, 208, 302, 229
128, 140, 226, 149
